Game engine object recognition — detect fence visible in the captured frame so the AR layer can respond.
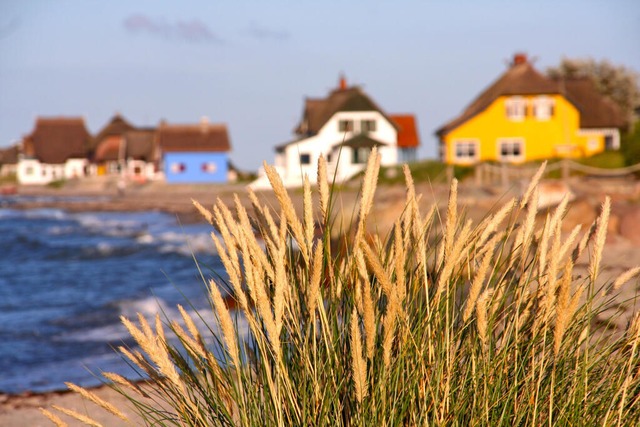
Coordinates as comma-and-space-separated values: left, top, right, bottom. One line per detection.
468, 159, 640, 187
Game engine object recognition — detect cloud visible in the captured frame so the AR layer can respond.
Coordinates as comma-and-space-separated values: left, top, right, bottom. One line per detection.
247, 22, 290, 41
123, 14, 222, 44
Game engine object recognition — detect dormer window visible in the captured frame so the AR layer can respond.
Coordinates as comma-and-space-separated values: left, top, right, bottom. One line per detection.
505, 96, 526, 121
338, 120, 354, 132
532, 96, 555, 120
361, 119, 376, 133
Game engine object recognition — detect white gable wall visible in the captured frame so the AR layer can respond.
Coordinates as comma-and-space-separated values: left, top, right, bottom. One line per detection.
284, 111, 397, 186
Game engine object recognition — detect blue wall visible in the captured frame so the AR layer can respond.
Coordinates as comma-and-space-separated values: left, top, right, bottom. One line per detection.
164, 152, 228, 183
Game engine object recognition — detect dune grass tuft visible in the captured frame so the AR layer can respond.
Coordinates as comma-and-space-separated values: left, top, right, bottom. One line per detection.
47, 151, 640, 426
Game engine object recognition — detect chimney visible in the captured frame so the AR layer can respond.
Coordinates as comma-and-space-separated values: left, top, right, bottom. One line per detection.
200, 116, 209, 133
339, 73, 347, 90
512, 53, 527, 66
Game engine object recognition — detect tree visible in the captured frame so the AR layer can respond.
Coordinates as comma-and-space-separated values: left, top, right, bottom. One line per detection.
547, 57, 640, 125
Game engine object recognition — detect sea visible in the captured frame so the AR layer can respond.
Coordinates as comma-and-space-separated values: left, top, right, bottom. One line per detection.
0, 196, 227, 394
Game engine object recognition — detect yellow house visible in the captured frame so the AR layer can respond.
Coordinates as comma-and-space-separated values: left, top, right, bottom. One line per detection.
436, 54, 627, 165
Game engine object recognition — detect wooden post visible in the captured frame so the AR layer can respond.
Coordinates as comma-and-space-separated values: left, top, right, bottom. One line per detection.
446, 165, 453, 184
562, 159, 570, 181
475, 163, 482, 186
501, 163, 508, 187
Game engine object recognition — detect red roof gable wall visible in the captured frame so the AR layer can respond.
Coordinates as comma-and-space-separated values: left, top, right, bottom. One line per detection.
390, 115, 420, 148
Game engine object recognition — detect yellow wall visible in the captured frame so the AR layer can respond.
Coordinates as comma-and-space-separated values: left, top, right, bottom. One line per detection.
442, 95, 606, 164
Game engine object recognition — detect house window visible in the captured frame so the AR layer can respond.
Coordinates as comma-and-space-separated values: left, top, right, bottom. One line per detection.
25, 166, 34, 176
353, 147, 370, 164
498, 138, 525, 162
300, 153, 311, 165
338, 120, 354, 132
532, 96, 554, 120
201, 162, 218, 173
453, 139, 479, 162
170, 162, 186, 173
505, 97, 526, 121
361, 120, 376, 133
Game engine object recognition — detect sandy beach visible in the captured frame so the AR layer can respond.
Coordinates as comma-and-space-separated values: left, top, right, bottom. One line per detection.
2, 174, 640, 426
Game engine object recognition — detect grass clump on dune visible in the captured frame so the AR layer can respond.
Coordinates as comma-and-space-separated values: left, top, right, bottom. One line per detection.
46, 149, 640, 426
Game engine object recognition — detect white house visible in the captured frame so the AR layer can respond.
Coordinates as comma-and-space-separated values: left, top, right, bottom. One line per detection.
250, 77, 420, 189
17, 117, 91, 185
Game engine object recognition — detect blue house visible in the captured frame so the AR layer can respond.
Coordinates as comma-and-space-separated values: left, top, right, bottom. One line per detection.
158, 118, 231, 183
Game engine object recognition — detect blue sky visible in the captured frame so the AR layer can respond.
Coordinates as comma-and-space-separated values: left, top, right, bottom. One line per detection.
1, 0, 639, 171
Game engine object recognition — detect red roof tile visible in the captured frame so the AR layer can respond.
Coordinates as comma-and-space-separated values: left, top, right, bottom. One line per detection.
390, 115, 420, 148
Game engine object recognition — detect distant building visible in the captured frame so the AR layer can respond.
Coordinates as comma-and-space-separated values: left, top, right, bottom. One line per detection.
0, 145, 19, 177
251, 76, 420, 189
18, 117, 92, 184
93, 114, 159, 181
158, 118, 231, 184
436, 53, 627, 165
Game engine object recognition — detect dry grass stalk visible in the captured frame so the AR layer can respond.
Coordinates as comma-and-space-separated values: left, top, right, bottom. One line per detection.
440, 178, 458, 268
588, 197, 610, 282
102, 372, 149, 398
476, 289, 492, 353
514, 187, 539, 258
463, 236, 498, 322
350, 308, 368, 403
613, 267, 640, 292
354, 148, 380, 247
394, 220, 406, 305
303, 175, 314, 253
307, 242, 324, 316
192, 199, 214, 226
361, 241, 394, 298
263, 162, 309, 261
51, 405, 102, 427
558, 224, 582, 262
65, 382, 129, 422
382, 291, 399, 369
477, 197, 515, 249
210, 279, 241, 370
120, 315, 183, 392
362, 275, 376, 360
40, 408, 68, 427
317, 154, 330, 219
177, 304, 201, 344
553, 261, 574, 357
520, 161, 547, 208
435, 219, 473, 303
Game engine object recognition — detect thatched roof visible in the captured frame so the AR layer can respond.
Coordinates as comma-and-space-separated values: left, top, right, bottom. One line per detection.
158, 120, 231, 153
293, 83, 399, 136
23, 117, 91, 164
436, 55, 627, 136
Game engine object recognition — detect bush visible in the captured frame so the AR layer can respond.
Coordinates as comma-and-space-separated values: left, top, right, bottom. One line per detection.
621, 121, 640, 166
47, 151, 640, 426
379, 160, 473, 184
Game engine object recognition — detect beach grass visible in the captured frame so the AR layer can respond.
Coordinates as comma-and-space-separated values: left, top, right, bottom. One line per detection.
45, 150, 640, 426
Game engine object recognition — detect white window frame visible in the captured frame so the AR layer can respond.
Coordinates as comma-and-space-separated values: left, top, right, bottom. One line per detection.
497, 138, 525, 162
452, 139, 479, 163
505, 96, 526, 121
532, 96, 554, 121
